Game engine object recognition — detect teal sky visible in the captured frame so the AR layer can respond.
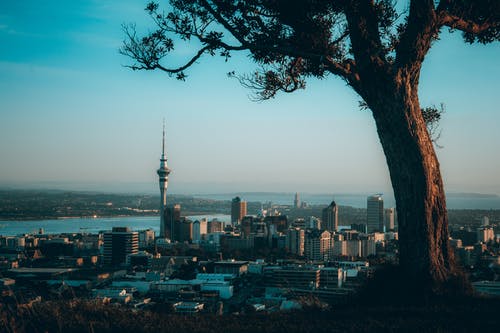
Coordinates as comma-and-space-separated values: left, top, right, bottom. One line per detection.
0, 1, 499, 196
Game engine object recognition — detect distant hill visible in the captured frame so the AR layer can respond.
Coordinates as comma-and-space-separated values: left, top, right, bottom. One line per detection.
447, 192, 499, 198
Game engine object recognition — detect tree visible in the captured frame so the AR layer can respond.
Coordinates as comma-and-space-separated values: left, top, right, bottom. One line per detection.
121, 1, 499, 297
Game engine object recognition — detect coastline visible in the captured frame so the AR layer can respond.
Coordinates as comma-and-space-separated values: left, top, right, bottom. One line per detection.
0, 211, 225, 222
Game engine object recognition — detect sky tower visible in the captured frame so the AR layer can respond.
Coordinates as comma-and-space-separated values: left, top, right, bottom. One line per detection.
158, 122, 171, 238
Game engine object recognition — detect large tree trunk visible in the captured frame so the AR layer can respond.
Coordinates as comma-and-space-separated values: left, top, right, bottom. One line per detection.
343, 0, 462, 296
367, 73, 462, 296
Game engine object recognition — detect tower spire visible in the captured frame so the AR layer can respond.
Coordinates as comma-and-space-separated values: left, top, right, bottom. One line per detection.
162, 119, 166, 159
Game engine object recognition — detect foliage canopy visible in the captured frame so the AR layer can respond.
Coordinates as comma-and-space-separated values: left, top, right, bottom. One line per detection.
121, 0, 499, 100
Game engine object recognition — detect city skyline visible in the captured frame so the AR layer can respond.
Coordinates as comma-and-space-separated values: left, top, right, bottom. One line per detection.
1, 0, 499, 196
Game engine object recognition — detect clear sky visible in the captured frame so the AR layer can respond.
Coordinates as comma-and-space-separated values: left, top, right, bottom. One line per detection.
0, 0, 499, 196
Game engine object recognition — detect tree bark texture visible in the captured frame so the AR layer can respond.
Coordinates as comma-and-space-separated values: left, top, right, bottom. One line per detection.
365, 71, 458, 294
344, 1, 467, 296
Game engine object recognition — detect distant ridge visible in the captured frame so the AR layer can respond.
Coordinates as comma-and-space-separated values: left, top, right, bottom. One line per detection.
1, 188, 499, 209
196, 191, 499, 197
447, 192, 499, 198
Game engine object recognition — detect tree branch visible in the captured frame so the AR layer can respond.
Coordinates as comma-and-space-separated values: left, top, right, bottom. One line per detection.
346, 1, 387, 63
120, 23, 212, 76
198, 1, 359, 84
435, 0, 499, 43
154, 45, 212, 74
198, 0, 249, 46
331, 28, 350, 45
124, 45, 211, 75
394, 0, 438, 74
439, 12, 498, 35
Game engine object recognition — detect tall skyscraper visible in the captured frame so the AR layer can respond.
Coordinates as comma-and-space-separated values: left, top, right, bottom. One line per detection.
192, 219, 207, 244
231, 196, 247, 225
367, 195, 384, 233
294, 192, 300, 208
158, 122, 171, 238
178, 220, 193, 243
165, 204, 181, 241
322, 200, 339, 232
103, 227, 139, 266
384, 207, 395, 231
240, 216, 254, 238
286, 227, 305, 256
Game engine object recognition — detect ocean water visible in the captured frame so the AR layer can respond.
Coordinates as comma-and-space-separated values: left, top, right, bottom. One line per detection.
1, 192, 499, 236
0, 215, 231, 236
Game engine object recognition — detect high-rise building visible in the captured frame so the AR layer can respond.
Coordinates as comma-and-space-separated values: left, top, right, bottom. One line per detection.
331, 235, 347, 257
294, 192, 300, 208
304, 229, 331, 261
178, 220, 193, 243
192, 218, 208, 244
241, 201, 247, 221
103, 227, 139, 266
477, 226, 495, 243
286, 227, 305, 256
158, 122, 171, 238
264, 215, 288, 233
384, 207, 395, 231
231, 197, 247, 225
165, 204, 181, 241
322, 200, 339, 232
360, 235, 376, 257
307, 216, 321, 230
163, 204, 181, 241
208, 219, 224, 233
367, 194, 384, 233
346, 239, 362, 257
240, 216, 254, 238
138, 229, 155, 248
